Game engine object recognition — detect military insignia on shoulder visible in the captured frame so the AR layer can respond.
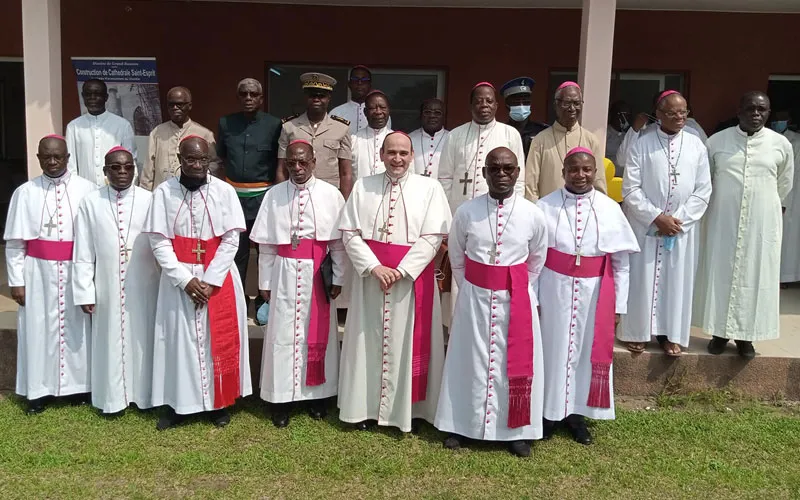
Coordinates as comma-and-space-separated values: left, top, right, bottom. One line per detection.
282, 113, 301, 124
331, 115, 350, 126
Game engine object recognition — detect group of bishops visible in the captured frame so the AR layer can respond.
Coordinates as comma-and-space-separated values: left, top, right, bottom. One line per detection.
5, 65, 795, 458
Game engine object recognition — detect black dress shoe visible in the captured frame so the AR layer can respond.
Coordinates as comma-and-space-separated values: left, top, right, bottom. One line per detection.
354, 420, 375, 431
307, 400, 327, 420
735, 340, 756, 359
410, 418, 425, 435
156, 408, 186, 431
542, 418, 559, 440
26, 397, 47, 415
707, 336, 729, 355
209, 408, 231, 428
272, 411, 290, 428
508, 440, 532, 457
443, 434, 463, 450
63, 393, 91, 406
565, 414, 593, 445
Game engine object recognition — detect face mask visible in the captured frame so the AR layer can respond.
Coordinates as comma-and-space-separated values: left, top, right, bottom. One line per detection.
771, 120, 789, 133
509, 105, 531, 122
179, 172, 208, 191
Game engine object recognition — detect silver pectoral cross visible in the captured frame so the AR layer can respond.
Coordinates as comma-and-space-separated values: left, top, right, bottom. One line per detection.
576, 249, 582, 267
123, 246, 133, 263
44, 217, 57, 237
291, 232, 300, 250
487, 243, 499, 260
670, 169, 680, 184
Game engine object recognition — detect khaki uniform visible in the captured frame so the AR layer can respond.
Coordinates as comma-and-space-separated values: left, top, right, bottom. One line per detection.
279, 113, 351, 188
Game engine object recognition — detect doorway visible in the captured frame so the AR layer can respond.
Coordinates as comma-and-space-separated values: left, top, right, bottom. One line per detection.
0, 59, 25, 232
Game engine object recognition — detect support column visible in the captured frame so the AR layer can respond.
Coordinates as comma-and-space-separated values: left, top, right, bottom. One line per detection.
577, 0, 616, 160
22, 0, 62, 179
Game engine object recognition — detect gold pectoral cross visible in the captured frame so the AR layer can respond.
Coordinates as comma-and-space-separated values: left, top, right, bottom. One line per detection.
192, 240, 206, 263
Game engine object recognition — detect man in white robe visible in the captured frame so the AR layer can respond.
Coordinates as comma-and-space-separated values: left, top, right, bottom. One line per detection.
330, 65, 392, 134
619, 91, 712, 356
4, 135, 96, 414
693, 92, 794, 358
352, 91, 392, 179
338, 131, 451, 433
411, 98, 449, 178
250, 140, 347, 428
537, 147, 639, 445
776, 113, 800, 283
66, 79, 136, 186
73, 147, 159, 415
435, 147, 547, 458
144, 135, 252, 430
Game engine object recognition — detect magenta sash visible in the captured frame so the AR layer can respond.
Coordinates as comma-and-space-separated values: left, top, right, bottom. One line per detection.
544, 248, 615, 409
464, 257, 534, 429
365, 239, 434, 404
277, 239, 330, 387
26, 239, 74, 261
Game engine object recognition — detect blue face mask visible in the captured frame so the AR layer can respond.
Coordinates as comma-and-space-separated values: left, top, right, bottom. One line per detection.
771, 120, 789, 133
509, 105, 531, 123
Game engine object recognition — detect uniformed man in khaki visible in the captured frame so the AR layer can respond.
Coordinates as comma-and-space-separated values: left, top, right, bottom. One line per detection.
276, 73, 354, 199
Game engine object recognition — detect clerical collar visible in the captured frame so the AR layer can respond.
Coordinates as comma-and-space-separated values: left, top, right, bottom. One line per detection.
423, 128, 443, 138
472, 119, 496, 127
488, 192, 515, 205
87, 110, 108, 121
385, 169, 410, 185
554, 120, 579, 133
111, 185, 133, 196
43, 170, 70, 184
657, 127, 682, 139
563, 186, 594, 199
736, 125, 764, 138
291, 175, 315, 190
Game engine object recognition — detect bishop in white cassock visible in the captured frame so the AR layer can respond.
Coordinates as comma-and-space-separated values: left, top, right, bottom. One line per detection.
250, 140, 347, 428
780, 128, 800, 283
619, 92, 712, 355
144, 135, 252, 430
693, 92, 794, 358
537, 147, 639, 445
4, 135, 96, 414
72, 147, 159, 415
435, 147, 547, 458
351, 91, 392, 179
337, 131, 451, 433
411, 98, 449, 178
66, 79, 136, 187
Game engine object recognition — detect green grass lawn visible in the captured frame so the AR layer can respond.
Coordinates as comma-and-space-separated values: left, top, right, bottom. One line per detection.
0, 394, 799, 499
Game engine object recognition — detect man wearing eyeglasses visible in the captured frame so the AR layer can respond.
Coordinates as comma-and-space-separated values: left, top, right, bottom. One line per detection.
140, 87, 219, 191
73, 146, 159, 416
330, 65, 392, 135
4, 135, 97, 415
524, 81, 606, 202
217, 78, 282, 317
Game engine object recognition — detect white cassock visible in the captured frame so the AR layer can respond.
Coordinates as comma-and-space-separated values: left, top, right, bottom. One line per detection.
438, 120, 526, 213
144, 176, 252, 414
330, 101, 392, 135
616, 121, 705, 174
66, 111, 137, 186
620, 127, 712, 347
411, 127, 449, 178
537, 189, 639, 421
435, 194, 547, 441
337, 171, 451, 432
693, 126, 794, 341
437, 120, 525, 327
352, 126, 392, 179
72, 186, 160, 413
250, 176, 347, 403
4, 172, 96, 399
780, 131, 800, 283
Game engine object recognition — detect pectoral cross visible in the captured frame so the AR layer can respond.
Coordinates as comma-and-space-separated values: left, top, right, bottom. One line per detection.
422, 171, 431, 177
575, 249, 582, 267
192, 240, 206, 263
122, 246, 133, 263
378, 222, 391, 241
291, 232, 300, 251
670, 169, 680, 184
487, 243, 499, 260
44, 217, 57, 237
459, 171, 473, 196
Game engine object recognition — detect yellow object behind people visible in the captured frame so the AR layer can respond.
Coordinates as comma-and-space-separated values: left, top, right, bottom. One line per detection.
603, 157, 623, 202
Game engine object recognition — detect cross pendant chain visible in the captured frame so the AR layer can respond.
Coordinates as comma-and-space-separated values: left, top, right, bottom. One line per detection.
575, 249, 582, 267
291, 232, 300, 250
487, 243, 499, 260
192, 240, 206, 263
44, 216, 57, 237
459, 171, 473, 196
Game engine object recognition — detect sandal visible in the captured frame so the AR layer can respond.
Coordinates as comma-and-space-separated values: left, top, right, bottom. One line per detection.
657, 336, 682, 357
625, 342, 646, 353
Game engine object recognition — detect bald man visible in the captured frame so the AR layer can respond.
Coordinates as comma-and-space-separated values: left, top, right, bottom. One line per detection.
141, 86, 220, 190
250, 140, 347, 428
338, 131, 451, 433
4, 135, 96, 414
435, 147, 547, 458
144, 135, 252, 430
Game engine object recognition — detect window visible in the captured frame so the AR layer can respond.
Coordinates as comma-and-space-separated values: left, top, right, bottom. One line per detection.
768, 75, 800, 124
547, 70, 686, 121
266, 64, 446, 132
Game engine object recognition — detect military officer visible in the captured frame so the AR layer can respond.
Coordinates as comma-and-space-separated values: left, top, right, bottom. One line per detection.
501, 77, 549, 160
276, 73, 354, 199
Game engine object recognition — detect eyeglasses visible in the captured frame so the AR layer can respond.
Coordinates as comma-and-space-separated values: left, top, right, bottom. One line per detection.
663, 109, 689, 119
36, 154, 67, 162
105, 163, 136, 172
485, 166, 518, 176
556, 99, 583, 109
285, 159, 313, 168
182, 156, 211, 166
349, 77, 372, 84
167, 101, 191, 109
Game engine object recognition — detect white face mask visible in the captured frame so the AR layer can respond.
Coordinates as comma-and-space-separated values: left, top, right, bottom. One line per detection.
509, 105, 531, 122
